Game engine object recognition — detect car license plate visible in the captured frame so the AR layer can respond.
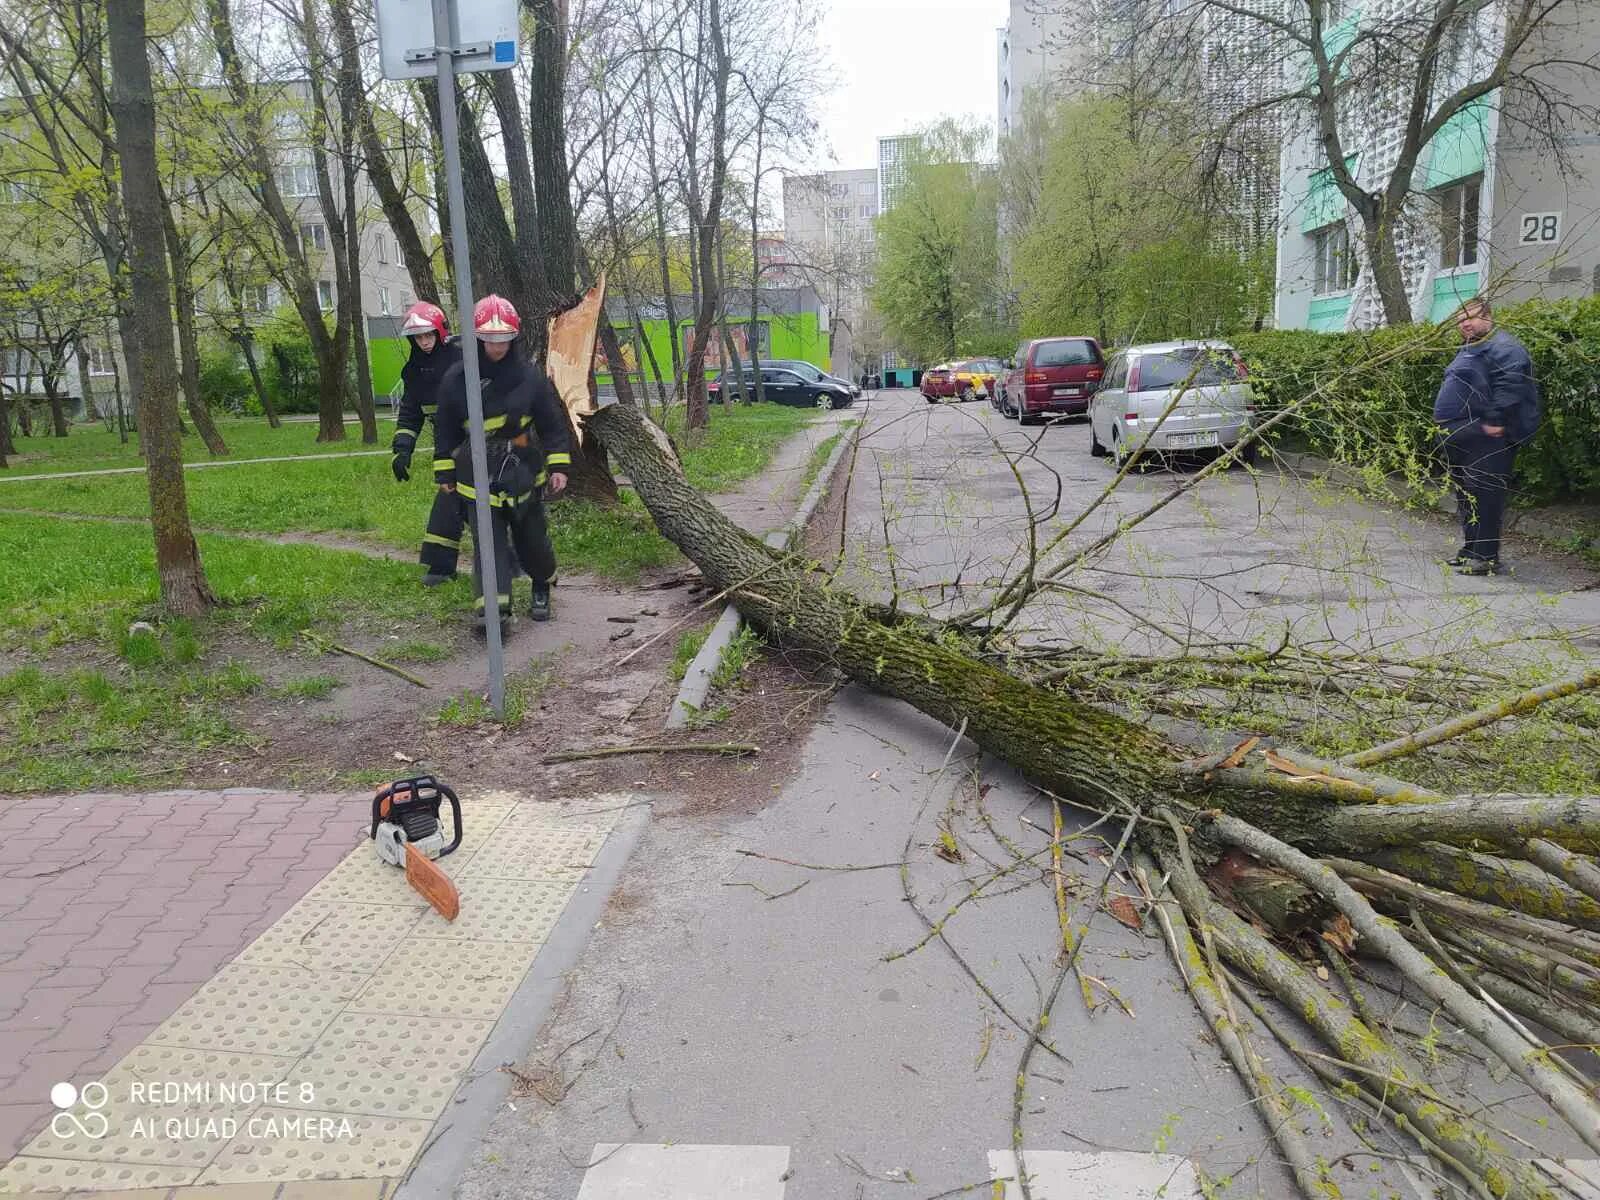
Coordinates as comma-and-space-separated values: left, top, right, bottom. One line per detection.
1052, 386, 1081, 396
1168, 431, 1219, 449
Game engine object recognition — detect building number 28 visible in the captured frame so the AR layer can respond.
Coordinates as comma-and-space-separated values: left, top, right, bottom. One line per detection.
1519, 212, 1562, 245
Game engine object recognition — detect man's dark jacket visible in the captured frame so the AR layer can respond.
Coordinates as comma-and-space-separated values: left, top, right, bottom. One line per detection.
392, 336, 463, 455
1433, 329, 1541, 443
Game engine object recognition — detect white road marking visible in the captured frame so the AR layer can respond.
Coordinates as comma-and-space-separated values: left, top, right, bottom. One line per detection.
989, 1150, 1202, 1199
575, 1143, 790, 1199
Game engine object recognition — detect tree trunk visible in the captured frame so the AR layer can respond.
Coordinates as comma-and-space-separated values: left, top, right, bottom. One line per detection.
239, 334, 278, 428
1361, 200, 1415, 326
108, 0, 213, 616
73, 337, 99, 422
341, 147, 377, 445
106, 322, 128, 443
682, 0, 731, 432
161, 206, 228, 455
45, 381, 68, 437
327, 0, 440, 307
524, 0, 616, 502
0, 388, 13, 464
16, 398, 33, 437
488, 69, 548, 321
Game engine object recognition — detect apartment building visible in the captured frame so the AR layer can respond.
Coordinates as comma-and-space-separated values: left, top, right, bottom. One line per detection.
782, 168, 880, 377
1276, 2, 1600, 330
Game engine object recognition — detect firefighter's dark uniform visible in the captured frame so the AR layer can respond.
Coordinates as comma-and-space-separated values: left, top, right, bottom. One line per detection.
433, 343, 573, 620
391, 336, 466, 578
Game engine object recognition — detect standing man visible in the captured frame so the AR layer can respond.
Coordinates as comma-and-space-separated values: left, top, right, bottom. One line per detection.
390, 302, 465, 586
433, 295, 572, 635
1434, 298, 1541, 576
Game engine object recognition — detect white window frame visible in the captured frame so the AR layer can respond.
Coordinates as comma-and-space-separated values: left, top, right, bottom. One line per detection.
278, 163, 317, 198
317, 279, 334, 310
378, 286, 392, 314
376, 233, 388, 263
1437, 176, 1482, 271
244, 283, 270, 313
1312, 222, 1357, 295
300, 222, 327, 254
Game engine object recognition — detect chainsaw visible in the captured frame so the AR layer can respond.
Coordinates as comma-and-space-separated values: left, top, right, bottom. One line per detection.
371, 776, 463, 921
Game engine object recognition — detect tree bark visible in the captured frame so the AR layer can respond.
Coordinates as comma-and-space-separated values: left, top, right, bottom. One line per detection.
0, 387, 14, 464
682, 0, 731, 432
524, 0, 617, 501
45, 380, 68, 438
327, 0, 441, 306
108, 0, 214, 616
161, 205, 229, 455
73, 336, 99, 422
239, 332, 278, 428
1360, 203, 1414, 326
206, 0, 344, 444
106, 321, 128, 443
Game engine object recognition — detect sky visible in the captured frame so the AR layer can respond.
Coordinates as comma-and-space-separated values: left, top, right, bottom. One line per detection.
805, 0, 1002, 173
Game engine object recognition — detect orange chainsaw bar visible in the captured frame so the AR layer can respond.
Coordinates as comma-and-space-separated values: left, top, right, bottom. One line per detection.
404, 842, 460, 922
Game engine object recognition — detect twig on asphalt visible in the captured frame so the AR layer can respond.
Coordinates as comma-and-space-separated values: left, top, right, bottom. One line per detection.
300, 629, 429, 688
735, 849, 899, 872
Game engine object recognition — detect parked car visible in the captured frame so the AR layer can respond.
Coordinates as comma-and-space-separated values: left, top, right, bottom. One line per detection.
1000, 337, 1104, 425
921, 363, 955, 403
710, 366, 853, 410
1087, 341, 1255, 467
949, 357, 1004, 401
764, 358, 861, 397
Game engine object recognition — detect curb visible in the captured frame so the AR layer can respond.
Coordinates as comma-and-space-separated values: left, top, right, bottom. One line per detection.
666, 422, 860, 729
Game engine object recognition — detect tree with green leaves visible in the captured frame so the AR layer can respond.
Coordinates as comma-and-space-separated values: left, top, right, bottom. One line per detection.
871, 120, 1003, 363
1014, 96, 1261, 346
107, 0, 214, 615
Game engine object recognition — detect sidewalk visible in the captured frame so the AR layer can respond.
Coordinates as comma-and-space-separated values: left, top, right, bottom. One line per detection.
0, 787, 633, 1197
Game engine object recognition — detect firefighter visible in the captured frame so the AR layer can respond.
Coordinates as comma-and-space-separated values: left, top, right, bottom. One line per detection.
433, 294, 573, 634
390, 302, 466, 586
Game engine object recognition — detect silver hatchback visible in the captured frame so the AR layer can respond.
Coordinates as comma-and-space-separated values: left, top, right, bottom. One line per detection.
1088, 341, 1256, 467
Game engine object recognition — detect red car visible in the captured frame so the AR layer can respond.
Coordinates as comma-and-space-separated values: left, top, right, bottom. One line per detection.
1000, 337, 1104, 425
920, 363, 955, 402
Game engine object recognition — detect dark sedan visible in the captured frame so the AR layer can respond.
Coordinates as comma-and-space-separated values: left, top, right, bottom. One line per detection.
710, 366, 854, 410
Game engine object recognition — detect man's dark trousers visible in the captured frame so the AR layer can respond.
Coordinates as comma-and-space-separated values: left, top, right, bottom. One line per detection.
1443, 425, 1517, 562
470, 494, 555, 617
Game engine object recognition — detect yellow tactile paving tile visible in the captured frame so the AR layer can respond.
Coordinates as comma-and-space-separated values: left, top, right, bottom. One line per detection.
1, 793, 629, 1193
193, 1111, 429, 1186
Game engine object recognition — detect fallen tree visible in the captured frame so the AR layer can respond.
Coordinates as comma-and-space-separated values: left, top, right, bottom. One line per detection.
555, 289, 1600, 1199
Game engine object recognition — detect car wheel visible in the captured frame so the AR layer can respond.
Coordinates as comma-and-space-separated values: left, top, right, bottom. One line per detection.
925, 394, 938, 404
816, 393, 835, 411
959, 384, 974, 402
1239, 439, 1258, 467
1090, 422, 1109, 457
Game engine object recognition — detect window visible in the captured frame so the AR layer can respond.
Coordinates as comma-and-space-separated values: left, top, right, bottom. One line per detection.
857, 181, 874, 197
831, 205, 851, 222
277, 163, 317, 197
318, 279, 334, 310
1103, 354, 1127, 391
379, 286, 392, 314
300, 222, 327, 254
85, 344, 114, 376
1034, 339, 1099, 367
859, 204, 873, 218
376, 233, 388, 264
1312, 222, 1357, 294
1134, 348, 1244, 391
1438, 177, 1481, 269
244, 284, 270, 313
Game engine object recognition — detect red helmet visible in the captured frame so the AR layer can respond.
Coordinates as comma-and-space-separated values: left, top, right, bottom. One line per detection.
473, 294, 521, 342
399, 301, 447, 339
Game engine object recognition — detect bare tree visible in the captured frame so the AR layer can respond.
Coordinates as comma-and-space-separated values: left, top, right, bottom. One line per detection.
1185, 0, 1600, 324
107, 0, 213, 614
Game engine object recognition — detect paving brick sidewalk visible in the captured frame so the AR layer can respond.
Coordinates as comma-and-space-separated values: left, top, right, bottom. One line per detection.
0, 790, 361, 1160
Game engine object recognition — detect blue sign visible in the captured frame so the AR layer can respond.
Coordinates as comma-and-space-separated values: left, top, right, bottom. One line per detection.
494, 40, 515, 63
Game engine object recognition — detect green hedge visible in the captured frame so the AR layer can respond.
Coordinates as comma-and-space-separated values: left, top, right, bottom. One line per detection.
1233, 296, 1600, 502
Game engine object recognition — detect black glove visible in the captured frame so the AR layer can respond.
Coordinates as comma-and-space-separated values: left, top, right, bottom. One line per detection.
391, 450, 412, 482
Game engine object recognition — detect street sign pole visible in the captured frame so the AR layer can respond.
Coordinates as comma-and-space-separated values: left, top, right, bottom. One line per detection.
430, 0, 504, 717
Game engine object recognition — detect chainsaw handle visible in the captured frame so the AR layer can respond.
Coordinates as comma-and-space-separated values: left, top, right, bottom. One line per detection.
436, 783, 463, 858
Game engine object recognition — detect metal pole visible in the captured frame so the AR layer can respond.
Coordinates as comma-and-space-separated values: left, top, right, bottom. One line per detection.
431, 0, 504, 716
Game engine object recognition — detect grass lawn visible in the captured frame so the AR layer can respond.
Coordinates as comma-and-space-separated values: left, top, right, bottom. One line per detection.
5, 415, 397, 475
660, 402, 816, 492
0, 402, 819, 791
0, 513, 472, 791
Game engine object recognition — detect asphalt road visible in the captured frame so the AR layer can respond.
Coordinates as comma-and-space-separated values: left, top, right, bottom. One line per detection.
453, 390, 1600, 1200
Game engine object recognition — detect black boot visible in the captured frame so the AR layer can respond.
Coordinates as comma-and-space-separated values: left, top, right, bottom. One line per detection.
530, 581, 552, 622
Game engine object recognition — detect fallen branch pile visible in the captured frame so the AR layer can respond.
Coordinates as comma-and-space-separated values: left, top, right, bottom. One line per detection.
553, 270, 1600, 1198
